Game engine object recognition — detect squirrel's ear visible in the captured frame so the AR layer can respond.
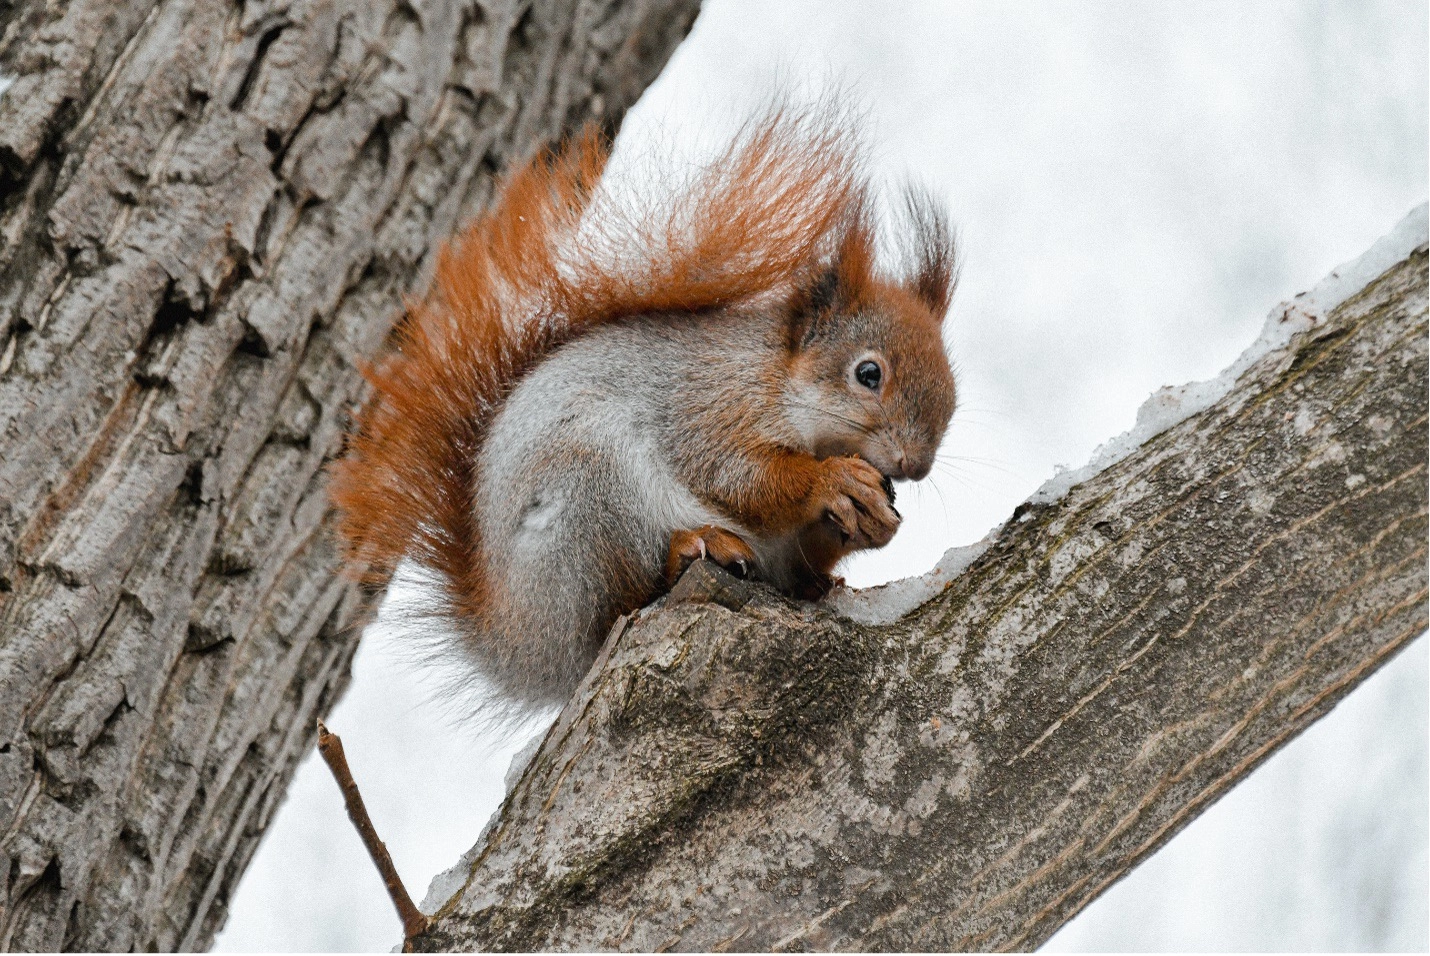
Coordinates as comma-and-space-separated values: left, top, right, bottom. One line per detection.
785, 264, 836, 352
900, 183, 959, 321
786, 211, 875, 351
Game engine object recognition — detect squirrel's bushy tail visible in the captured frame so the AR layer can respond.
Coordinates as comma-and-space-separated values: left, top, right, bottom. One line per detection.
330, 106, 872, 623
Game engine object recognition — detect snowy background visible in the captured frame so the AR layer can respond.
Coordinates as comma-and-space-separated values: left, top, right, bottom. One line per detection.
215, 1, 1428, 950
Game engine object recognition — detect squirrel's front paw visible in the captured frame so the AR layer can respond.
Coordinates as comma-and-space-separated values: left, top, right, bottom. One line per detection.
816, 457, 901, 550
666, 525, 757, 585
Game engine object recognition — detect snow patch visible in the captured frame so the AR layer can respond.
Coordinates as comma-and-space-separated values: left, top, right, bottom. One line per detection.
826, 533, 997, 624
418, 728, 547, 914
420, 840, 480, 916
502, 729, 545, 793
0, 75, 13, 101
828, 203, 1428, 627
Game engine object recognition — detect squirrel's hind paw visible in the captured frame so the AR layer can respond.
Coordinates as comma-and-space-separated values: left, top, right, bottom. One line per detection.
666, 525, 757, 586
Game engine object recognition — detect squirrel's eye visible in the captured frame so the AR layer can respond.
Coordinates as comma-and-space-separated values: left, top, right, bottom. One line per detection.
855, 360, 882, 390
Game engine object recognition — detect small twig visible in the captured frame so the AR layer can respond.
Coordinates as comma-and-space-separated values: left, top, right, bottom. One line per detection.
316, 720, 430, 947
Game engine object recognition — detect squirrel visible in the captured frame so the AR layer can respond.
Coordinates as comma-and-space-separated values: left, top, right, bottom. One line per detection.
329, 107, 958, 710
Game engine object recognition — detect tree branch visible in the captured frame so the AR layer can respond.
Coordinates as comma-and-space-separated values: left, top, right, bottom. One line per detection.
418, 206, 1428, 952
316, 721, 428, 946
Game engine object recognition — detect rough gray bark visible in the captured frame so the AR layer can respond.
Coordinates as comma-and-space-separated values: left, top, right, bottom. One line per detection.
0, 0, 698, 949
419, 220, 1428, 952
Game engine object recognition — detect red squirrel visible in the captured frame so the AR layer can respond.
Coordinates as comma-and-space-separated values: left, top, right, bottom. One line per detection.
330, 108, 958, 708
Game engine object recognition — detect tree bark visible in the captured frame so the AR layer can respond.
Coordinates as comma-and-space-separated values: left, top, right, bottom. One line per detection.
0, 0, 697, 949
418, 210, 1428, 952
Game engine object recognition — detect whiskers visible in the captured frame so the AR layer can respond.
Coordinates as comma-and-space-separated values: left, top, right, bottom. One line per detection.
923, 398, 1018, 495
783, 397, 876, 436
885, 449, 1017, 527
943, 402, 1012, 433
926, 452, 1015, 497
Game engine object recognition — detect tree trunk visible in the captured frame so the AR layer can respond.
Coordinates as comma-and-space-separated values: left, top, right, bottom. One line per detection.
0, 0, 697, 949
417, 209, 1428, 952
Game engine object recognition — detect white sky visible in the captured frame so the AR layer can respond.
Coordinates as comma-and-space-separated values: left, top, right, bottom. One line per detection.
216, 1, 1428, 950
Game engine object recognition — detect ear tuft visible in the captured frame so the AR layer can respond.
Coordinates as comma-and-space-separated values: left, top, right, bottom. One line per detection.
805, 263, 842, 317
899, 183, 959, 320
785, 202, 876, 350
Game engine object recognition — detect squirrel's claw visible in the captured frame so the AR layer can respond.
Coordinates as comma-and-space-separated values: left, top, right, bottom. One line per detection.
815, 457, 901, 551
665, 525, 757, 586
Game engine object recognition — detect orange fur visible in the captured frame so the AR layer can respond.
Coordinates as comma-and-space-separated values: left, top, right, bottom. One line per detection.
329, 108, 889, 618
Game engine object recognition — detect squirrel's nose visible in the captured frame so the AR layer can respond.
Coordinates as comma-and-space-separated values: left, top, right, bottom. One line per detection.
895, 453, 932, 482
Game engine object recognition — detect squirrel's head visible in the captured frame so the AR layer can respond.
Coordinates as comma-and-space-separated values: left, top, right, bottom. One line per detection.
781, 192, 958, 482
